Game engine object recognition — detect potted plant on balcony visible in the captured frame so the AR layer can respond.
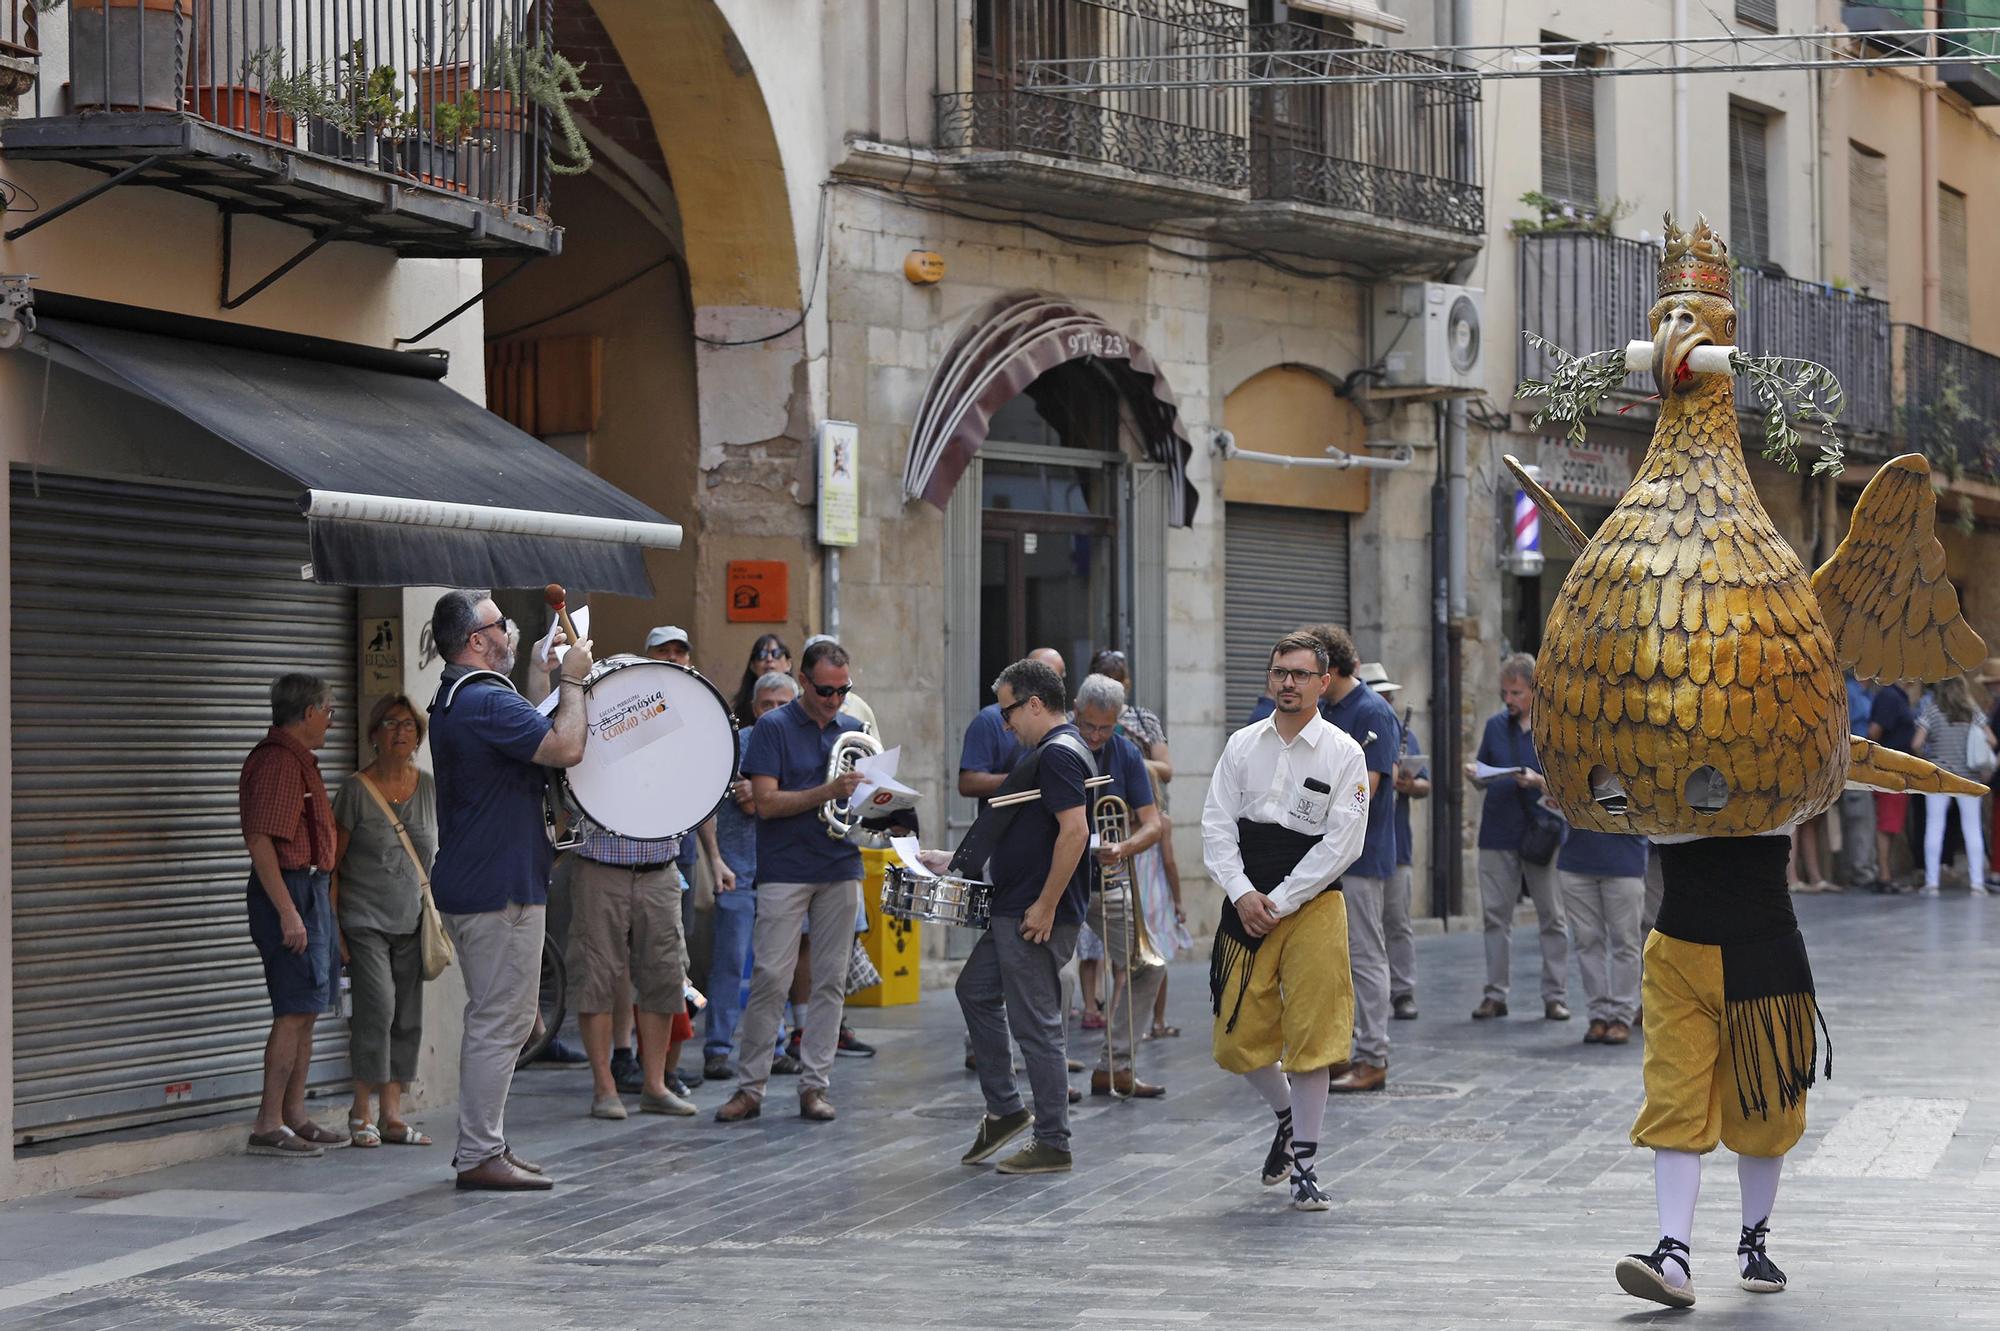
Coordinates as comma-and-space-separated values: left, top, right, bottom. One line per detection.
68, 0, 190, 113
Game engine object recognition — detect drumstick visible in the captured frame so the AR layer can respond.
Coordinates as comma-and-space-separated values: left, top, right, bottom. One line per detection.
988, 774, 1113, 808
544, 583, 581, 652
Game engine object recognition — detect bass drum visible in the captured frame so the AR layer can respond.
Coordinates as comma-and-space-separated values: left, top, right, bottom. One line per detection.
560, 655, 738, 840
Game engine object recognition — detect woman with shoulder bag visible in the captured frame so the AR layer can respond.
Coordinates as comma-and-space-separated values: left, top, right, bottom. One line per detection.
1911, 675, 1995, 896
331, 695, 440, 1147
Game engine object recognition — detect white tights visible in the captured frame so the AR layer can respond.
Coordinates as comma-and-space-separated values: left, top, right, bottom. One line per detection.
1650, 1149, 1787, 1285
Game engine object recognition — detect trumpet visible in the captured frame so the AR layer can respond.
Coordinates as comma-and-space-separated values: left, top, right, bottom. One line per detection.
1092, 791, 1165, 1100
821, 729, 885, 842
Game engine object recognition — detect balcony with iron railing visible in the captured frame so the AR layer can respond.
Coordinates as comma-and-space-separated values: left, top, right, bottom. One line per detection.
929, 0, 1484, 265
1517, 230, 1894, 444
1894, 324, 2000, 485
0, 0, 570, 270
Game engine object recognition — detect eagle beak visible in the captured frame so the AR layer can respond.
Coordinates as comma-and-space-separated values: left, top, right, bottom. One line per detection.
1652, 309, 1709, 397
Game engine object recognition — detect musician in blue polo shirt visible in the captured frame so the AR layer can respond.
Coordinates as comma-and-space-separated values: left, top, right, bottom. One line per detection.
1073, 672, 1166, 1100
713, 639, 866, 1127
1312, 629, 1401, 1095
1556, 828, 1649, 1046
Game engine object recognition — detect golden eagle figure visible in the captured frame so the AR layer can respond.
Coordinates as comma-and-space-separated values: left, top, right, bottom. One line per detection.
1506, 214, 1988, 837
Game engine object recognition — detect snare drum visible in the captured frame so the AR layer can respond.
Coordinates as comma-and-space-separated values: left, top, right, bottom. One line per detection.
558, 654, 737, 841
881, 865, 993, 929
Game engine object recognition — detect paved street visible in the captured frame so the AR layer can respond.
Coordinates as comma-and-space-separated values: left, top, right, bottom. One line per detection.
0, 892, 1995, 1330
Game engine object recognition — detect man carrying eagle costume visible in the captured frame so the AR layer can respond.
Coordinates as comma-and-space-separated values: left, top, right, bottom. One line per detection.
1506, 214, 1988, 1310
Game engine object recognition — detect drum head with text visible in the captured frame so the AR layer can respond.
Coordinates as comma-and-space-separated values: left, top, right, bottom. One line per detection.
565, 656, 737, 841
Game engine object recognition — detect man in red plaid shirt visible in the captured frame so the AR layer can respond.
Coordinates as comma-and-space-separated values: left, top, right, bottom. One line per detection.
238, 673, 342, 1158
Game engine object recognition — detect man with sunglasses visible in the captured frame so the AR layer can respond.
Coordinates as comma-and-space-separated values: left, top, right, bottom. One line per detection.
428, 590, 593, 1192
715, 638, 868, 1125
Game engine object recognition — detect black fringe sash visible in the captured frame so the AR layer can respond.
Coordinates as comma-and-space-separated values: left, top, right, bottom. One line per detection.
1209, 818, 1330, 1033
1656, 837, 1832, 1120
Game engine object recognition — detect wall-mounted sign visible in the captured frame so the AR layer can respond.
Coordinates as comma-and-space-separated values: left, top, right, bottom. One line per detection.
1536, 437, 1634, 502
361, 617, 402, 691
726, 560, 789, 623
816, 420, 860, 547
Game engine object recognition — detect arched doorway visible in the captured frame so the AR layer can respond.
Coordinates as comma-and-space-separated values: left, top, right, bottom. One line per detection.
481, 0, 807, 670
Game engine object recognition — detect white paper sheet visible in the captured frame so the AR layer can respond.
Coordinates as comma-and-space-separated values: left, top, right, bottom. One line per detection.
531, 605, 590, 668
1471, 761, 1526, 783
890, 835, 935, 879
851, 745, 920, 816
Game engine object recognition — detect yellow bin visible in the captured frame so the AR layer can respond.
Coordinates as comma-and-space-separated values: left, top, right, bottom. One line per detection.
848, 846, 920, 1006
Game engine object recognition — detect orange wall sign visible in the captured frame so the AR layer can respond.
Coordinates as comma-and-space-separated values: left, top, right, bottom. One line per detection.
726, 560, 789, 623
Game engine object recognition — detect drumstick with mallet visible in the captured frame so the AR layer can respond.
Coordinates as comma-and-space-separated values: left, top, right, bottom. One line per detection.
544, 583, 583, 656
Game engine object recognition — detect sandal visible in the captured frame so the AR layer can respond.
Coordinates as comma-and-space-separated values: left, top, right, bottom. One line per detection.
1148, 1023, 1181, 1039
348, 1118, 382, 1148
1737, 1220, 1787, 1293
378, 1120, 433, 1146
1080, 1012, 1106, 1030
288, 1120, 346, 1146
1615, 1236, 1695, 1308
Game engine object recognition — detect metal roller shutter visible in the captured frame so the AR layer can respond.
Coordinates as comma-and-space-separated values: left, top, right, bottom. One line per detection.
1223, 503, 1350, 724
11, 472, 357, 1142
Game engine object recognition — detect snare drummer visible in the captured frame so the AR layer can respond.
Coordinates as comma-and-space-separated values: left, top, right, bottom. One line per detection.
952, 657, 1093, 1176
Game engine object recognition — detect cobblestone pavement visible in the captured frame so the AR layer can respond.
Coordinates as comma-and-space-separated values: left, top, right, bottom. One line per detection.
1, 892, 1996, 1330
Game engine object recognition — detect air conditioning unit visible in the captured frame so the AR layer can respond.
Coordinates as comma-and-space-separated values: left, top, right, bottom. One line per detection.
1372, 282, 1484, 390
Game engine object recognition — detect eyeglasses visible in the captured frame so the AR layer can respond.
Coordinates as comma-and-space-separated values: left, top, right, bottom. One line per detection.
999, 698, 1031, 721
811, 682, 853, 699
379, 718, 418, 733
753, 648, 789, 662
471, 616, 511, 640
1268, 668, 1323, 687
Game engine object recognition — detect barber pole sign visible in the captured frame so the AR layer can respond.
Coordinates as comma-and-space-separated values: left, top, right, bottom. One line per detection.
1508, 473, 1544, 576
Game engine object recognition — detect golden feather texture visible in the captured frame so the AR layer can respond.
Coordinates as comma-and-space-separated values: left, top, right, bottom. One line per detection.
1526, 282, 1987, 835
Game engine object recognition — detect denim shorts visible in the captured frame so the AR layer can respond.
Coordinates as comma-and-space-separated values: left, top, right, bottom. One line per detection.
246, 868, 336, 1016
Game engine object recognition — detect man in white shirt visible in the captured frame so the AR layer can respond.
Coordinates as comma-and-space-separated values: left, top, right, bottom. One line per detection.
1201, 632, 1369, 1212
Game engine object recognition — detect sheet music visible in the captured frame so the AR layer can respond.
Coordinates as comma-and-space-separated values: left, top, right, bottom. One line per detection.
890, 835, 935, 879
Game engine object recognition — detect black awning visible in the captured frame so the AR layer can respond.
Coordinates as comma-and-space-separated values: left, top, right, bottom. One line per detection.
25, 297, 678, 597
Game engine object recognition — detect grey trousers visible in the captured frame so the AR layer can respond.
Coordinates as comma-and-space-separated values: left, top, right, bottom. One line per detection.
958, 916, 1080, 1151
1478, 848, 1568, 1004
343, 925, 423, 1086
1556, 870, 1644, 1024
1386, 864, 1418, 1003
1090, 884, 1165, 1073
1344, 874, 1392, 1066
735, 879, 859, 1100
1839, 787, 1878, 885
442, 903, 544, 1172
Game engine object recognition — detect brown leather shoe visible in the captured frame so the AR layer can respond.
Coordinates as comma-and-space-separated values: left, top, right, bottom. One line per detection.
1471, 998, 1508, 1020
1089, 1069, 1164, 1098
455, 1156, 553, 1191
504, 1149, 545, 1175
1584, 1019, 1609, 1044
1328, 1063, 1386, 1093
714, 1090, 762, 1123
1602, 1021, 1632, 1045
799, 1088, 836, 1122
1545, 1000, 1572, 1021
1323, 1060, 1352, 1079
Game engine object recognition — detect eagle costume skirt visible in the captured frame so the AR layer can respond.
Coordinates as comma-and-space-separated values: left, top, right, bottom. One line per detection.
1630, 836, 1832, 1158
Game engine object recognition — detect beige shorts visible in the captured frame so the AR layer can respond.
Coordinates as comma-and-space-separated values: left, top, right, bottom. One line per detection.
565, 856, 687, 1016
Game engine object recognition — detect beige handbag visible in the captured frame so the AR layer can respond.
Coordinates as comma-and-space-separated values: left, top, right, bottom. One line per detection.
354, 771, 453, 981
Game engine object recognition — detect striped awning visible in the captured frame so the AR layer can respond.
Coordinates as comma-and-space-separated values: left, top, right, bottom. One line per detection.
902, 292, 1198, 526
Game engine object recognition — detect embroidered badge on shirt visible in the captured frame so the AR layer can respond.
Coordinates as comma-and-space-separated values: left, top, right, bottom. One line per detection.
1350, 780, 1369, 813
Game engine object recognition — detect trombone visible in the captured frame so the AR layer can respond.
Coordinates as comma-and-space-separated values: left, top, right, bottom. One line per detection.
1092, 790, 1166, 1101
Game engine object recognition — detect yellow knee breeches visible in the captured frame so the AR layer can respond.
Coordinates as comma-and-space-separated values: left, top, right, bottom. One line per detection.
1629, 931, 1808, 1158
1212, 889, 1354, 1076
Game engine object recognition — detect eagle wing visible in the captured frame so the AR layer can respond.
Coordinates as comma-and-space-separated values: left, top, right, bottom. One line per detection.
1811, 453, 1986, 683
1502, 454, 1590, 556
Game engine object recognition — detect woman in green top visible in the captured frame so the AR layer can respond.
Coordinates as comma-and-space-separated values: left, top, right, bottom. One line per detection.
331, 695, 437, 1147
